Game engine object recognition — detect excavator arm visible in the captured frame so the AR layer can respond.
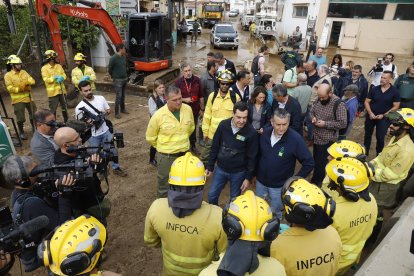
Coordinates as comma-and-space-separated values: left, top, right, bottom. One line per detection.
36, 0, 122, 66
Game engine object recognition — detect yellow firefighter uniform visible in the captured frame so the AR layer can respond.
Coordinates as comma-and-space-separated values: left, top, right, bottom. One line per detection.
271, 226, 342, 276
4, 70, 35, 104
332, 195, 377, 275
202, 91, 240, 139
199, 253, 286, 275
71, 65, 97, 90
146, 104, 194, 154
41, 63, 67, 97
144, 198, 227, 276
371, 134, 414, 184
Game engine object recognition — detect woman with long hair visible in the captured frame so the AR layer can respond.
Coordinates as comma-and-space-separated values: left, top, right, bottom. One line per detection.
148, 79, 166, 166
247, 86, 272, 134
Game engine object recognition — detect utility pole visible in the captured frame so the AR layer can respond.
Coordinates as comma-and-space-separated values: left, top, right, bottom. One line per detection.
195, 0, 197, 17
28, 0, 43, 66
3, 0, 16, 34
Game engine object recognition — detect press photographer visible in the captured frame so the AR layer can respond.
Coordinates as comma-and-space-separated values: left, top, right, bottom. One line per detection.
368, 53, 398, 91
75, 80, 127, 177
53, 127, 111, 224
1, 155, 74, 272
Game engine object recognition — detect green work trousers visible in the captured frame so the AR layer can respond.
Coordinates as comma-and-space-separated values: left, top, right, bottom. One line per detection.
371, 181, 401, 208
13, 102, 36, 124
49, 94, 68, 122
200, 138, 213, 165
156, 153, 179, 198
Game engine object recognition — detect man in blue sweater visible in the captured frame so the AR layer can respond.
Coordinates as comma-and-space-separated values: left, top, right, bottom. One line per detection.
256, 108, 314, 219
206, 101, 258, 205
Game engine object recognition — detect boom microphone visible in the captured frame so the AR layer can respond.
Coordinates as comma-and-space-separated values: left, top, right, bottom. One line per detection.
0, 216, 49, 242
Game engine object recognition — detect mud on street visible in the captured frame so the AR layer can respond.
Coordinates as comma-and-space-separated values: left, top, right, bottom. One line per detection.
1, 16, 414, 275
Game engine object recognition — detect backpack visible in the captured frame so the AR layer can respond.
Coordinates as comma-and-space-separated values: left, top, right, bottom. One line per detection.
251, 54, 260, 75
281, 51, 302, 70
211, 89, 237, 105
333, 98, 350, 134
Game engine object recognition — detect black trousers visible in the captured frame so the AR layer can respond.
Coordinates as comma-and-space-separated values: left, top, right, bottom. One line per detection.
364, 117, 389, 156
311, 142, 333, 186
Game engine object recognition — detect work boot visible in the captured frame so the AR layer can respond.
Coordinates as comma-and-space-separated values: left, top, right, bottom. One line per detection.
62, 111, 69, 123
121, 110, 129, 114
115, 114, 121, 119
18, 123, 27, 140
113, 167, 127, 177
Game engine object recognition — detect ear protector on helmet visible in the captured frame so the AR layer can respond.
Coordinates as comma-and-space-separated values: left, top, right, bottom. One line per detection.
282, 177, 336, 225
15, 156, 31, 188
222, 197, 280, 242
59, 239, 102, 275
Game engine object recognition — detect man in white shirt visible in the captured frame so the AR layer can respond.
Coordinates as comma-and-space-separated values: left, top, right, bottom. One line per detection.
75, 80, 127, 176
369, 53, 398, 89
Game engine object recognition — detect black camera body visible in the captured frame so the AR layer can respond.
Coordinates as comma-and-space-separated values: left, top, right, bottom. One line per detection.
0, 206, 21, 254
78, 106, 106, 129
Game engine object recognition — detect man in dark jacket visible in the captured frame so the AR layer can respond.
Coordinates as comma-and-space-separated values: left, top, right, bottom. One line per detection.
230, 70, 251, 102
256, 108, 314, 219
206, 101, 258, 205
215, 52, 237, 76
272, 84, 302, 135
349, 65, 369, 112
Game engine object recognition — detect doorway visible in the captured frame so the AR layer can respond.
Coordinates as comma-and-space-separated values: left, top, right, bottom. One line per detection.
329, 21, 342, 46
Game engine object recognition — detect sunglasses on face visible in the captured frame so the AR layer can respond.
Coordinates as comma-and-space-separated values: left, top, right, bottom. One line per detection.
390, 122, 403, 127
42, 120, 57, 127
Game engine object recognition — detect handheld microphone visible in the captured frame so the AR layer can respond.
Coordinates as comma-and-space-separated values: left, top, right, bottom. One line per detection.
0, 216, 50, 242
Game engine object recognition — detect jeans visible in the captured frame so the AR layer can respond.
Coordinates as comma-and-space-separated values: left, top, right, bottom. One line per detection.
311, 142, 333, 186
364, 117, 389, 156
113, 79, 127, 115
256, 180, 283, 220
208, 166, 246, 205
88, 130, 119, 169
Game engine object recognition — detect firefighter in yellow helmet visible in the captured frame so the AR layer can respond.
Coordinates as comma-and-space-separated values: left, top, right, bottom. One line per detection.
4, 54, 36, 140
41, 49, 68, 122
199, 190, 286, 275
370, 108, 414, 208
144, 152, 227, 275
326, 157, 377, 275
322, 140, 367, 197
201, 69, 240, 164
271, 177, 342, 276
72, 53, 97, 90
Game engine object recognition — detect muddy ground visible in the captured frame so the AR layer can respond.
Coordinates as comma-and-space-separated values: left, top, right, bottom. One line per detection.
1, 16, 413, 275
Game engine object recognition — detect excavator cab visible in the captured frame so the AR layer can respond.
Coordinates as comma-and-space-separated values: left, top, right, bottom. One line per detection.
128, 13, 173, 75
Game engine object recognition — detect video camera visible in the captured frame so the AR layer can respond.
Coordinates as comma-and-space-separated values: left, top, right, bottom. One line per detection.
78, 106, 106, 130
0, 206, 49, 254
369, 57, 384, 74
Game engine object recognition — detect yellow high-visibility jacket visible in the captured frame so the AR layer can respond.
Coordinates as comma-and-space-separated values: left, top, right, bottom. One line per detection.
4, 70, 35, 104
71, 65, 96, 90
199, 253, 286, 275
202, 91, 240, 139
41, 63, 67, 97
144, 199, 227, 276
146, 104, 194, 154
332, 195, 377, 275
371, 134, 414, 184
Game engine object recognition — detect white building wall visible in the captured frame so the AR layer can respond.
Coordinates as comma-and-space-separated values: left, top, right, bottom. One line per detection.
279, 0, 321, 39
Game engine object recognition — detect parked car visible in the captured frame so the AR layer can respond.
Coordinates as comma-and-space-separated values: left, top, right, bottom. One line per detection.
186, 20, 202, 34
210, 23, 239, 49
228, 9, 239, 17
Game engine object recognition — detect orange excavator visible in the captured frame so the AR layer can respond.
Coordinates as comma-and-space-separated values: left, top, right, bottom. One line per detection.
36, 0, 178, 87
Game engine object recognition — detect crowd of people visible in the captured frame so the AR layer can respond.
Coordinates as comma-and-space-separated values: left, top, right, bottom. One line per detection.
144, 49, 414, 275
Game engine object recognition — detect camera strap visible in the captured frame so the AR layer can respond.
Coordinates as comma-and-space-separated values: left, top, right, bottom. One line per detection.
82, 99, 102, 115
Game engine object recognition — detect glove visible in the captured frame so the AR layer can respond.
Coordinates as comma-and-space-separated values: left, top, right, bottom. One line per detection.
279, 223, 290, 234
54, 75, 64, 84
80, 76, 90, 82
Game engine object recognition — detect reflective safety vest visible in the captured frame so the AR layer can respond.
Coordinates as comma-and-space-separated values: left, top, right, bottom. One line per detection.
146, 104, 194, 154
202, 90, 240, 139
332, 195, 378, 275
144, 199, 227, 276
4, 69, 35, 104
71, 65, 97, 90
41, 63, 67, 97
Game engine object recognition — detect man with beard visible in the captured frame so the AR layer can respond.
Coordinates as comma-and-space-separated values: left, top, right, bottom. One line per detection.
30, 109, 59, 166
71, 53, 97, 91
75, 80, 127, 176
370, 108, 414, 208
4, 54, 36, 140
310, 83, 347, 186
175, 63, 204, 153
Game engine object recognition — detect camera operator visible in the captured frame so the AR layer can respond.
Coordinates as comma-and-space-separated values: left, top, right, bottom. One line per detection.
75, 80, 127, 177
368, 53, 398, 91
1, 155, 74, 272
30, 109, 60, 167
53, 127, 110, 224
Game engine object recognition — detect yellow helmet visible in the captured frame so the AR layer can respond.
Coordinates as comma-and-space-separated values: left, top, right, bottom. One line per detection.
397, 108, 414, 128
217, 69, 235, 83
223, 190, 280, 242
6, 54, 22, 64
44, 49, 58, 60
282, 177, 335, 225
327, 140, 366, 159
168, 152, 206, 186
38, 215, 106, 276
74, 53, 87, 61
326, 157, 374, 193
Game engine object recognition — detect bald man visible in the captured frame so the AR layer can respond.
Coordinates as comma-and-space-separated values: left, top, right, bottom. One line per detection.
310, 83, 347, 186
53, 127, 109, 224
